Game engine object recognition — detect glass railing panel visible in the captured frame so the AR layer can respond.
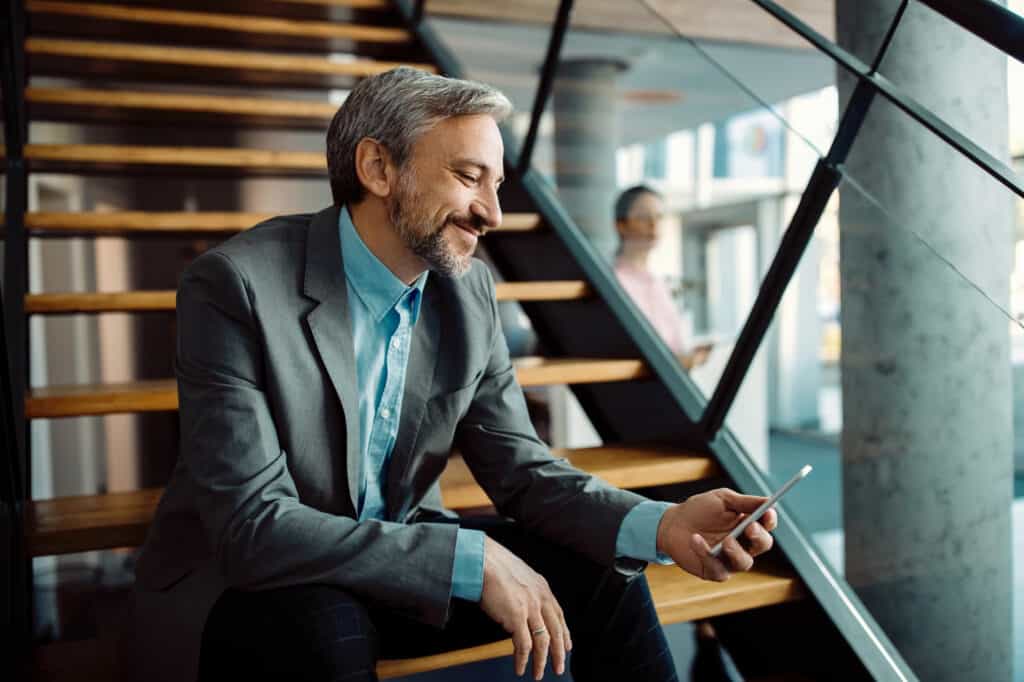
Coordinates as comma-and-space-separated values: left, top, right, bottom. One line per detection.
524, 0, 839, 422
823, 80, 1022, 679
871, 0, 1024, 192
423, 0, 561, 168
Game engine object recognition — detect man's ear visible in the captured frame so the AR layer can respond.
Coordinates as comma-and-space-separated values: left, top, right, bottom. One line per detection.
354, 137, 396, 199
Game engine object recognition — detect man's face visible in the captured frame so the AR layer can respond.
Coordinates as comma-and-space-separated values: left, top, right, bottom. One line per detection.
388, 114, 504, 278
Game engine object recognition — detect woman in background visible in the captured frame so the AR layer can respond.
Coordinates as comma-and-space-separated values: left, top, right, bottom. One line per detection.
613, 185, 710, 369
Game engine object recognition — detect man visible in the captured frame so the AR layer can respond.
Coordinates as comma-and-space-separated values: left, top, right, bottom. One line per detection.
131, 67, 778, 682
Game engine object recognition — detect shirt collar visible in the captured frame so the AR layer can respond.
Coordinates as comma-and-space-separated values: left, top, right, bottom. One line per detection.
339, 206, 428, 324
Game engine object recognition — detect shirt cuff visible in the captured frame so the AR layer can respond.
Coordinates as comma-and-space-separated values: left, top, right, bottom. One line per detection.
616, 500, 676, 565
451, 528, 487, 602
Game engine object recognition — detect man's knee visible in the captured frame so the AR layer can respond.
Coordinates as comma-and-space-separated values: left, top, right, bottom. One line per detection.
200, 584, 379, 681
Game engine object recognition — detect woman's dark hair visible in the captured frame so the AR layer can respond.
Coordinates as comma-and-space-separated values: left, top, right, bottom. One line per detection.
614, 185, 662, 221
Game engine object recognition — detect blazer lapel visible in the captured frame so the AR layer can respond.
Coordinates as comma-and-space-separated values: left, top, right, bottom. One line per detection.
302, 205, 362, 515
386, 283, 442, 521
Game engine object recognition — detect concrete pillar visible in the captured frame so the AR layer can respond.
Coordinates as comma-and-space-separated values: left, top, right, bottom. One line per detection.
552, 58, 626, 261
836, 2, 1013, 679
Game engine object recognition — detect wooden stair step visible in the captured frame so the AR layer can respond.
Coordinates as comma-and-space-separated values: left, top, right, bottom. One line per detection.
31, 0, 399, 25
515, 357, 649, 387
18, 211, 542, 235
28, 563, 802, 678
381, 561, 803, 677
26, 379, 178, 418
26, 359, 649, 418
25, 87, 339, 128
26, 37, 435, 88
495, 280, 591, 302
25, 291, 176, 314
28, 1, 415, 56
16, 143, 326, 176
25, 488, 164, 557
25, 444, 717, 556
440, 444, 720, 510
24, 282, 591, 313
216, 0, 391, 8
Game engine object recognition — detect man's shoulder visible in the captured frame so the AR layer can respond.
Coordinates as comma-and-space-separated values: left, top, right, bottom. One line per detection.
187, 212, 315, 280
218, 212, 313, 259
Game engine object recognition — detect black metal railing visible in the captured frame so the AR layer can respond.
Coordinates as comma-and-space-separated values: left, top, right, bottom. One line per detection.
0, 0, 29, 657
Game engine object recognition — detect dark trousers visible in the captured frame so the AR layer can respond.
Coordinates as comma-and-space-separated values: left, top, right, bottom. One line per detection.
198, 517, 678, 682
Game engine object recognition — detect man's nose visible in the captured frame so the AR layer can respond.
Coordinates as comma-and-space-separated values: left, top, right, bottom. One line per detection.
473, 188, 502, 232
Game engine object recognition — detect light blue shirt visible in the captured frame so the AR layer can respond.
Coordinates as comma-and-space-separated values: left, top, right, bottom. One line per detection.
339, 207, 671, 604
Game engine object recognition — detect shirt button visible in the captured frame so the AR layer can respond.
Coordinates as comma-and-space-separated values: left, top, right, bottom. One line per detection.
392, 338, 401, 349
380, 407, 391, 419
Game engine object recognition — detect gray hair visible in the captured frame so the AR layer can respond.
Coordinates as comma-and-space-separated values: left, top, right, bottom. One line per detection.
326, 66, 513, 206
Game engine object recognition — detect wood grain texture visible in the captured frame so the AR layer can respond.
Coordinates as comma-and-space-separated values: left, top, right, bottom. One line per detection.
25, 291, 176, 314
25, 37, 436, 80
26, 87, 338, 128
491, 213, 543, 231
25, 379, 178, 418
274, 0, 389, 7
24, 358, 647, 417
25, 488, 163, 556
20, 211, 542, 234
23, 143, 326, 174
27, 282, 587, 313
440, 444, 719, 509
27, 563, 802, 678
28, 1, 411, 43
380, 562, 804, 677
493, 281, 590, 302
25, 444, 715, 556
514, 357, 650, 387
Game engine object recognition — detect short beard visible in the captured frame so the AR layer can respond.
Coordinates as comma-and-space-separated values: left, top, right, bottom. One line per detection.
388, 173, 473, 279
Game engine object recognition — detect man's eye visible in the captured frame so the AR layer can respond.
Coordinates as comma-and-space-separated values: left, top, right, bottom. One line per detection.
458, 172, 478, 183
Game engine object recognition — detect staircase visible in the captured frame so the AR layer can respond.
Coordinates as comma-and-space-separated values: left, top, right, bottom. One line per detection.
2, 0, 866, 679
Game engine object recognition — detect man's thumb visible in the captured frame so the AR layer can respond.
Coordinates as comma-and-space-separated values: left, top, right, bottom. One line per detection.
721, 489, 769, 514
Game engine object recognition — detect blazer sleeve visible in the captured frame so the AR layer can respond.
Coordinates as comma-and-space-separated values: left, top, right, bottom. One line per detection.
454, 266, 649, 571
176, 250, 459, 627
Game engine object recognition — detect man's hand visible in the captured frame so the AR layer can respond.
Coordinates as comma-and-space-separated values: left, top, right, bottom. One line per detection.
479, 537, 571, 679
678, 343, 712, 370
656, 489, 778, 582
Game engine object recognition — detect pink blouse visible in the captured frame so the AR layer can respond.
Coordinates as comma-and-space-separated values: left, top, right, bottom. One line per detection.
614, 261, 689, 355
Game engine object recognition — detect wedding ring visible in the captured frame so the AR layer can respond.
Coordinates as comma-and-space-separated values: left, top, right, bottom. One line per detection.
532, 627, 547, 636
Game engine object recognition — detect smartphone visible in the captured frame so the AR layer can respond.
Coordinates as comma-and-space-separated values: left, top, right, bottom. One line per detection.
709, 464, 812, 558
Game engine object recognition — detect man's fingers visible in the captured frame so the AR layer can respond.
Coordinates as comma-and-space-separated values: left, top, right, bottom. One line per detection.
760, 508, 778, 532
720, 489, 771, 515
559, 606, 572, 652
691, 533, 730, 582
541, 603, 567, 677
743, 521, 774, 556
528, 615, 550, 680
512, 621, 532, 677
720, 534, 754, 572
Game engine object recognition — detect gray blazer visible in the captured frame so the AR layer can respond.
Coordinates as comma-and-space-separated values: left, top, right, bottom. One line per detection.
130, 205, 647, 681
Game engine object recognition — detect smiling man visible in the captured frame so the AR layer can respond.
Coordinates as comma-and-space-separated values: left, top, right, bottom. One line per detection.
131, 67, 778, 682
